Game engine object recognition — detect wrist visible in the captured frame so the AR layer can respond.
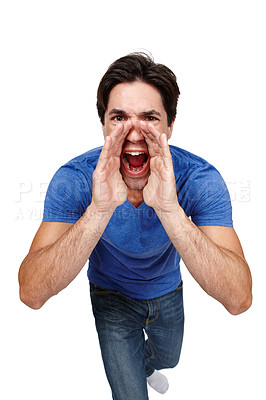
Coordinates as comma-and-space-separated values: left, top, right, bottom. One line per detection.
84, 201, 116, 224
155, 203, 188, 239
154, 202, 184, 222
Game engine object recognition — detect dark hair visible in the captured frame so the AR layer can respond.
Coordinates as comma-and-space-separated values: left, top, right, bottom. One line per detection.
96, 52, 180, 126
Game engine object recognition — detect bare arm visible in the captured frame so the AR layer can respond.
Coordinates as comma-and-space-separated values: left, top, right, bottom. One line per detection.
141, 122, 252, 315
19, 122, 130, 309
159, 209, 252, 315
19, 208, 111, 309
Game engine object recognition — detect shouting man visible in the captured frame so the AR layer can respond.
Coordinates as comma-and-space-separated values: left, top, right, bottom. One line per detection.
19, 53, 252, 400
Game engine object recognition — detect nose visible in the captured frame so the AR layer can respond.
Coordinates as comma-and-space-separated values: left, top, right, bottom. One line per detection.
125, 120, 144, 143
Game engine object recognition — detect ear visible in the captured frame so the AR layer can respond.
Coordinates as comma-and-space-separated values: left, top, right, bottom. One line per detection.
167, 118, 175, 139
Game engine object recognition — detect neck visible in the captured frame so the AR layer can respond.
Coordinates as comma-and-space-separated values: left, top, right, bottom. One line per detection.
127, 188, 144, 208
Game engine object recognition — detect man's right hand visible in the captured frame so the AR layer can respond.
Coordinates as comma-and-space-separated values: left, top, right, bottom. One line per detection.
91, 122, 131, 214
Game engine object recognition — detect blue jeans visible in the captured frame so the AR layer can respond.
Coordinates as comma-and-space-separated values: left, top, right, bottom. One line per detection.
90, 281, 184, 400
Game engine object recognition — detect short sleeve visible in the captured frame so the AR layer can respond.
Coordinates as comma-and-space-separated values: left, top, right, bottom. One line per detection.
188, 165, 233, 227
43, 166, 92, 223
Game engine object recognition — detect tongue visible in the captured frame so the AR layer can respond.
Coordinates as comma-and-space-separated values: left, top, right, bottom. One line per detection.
127, 154, 146, 167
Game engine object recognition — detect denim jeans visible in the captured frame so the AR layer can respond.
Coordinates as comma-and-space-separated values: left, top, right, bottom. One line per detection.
90, 281, 184, 400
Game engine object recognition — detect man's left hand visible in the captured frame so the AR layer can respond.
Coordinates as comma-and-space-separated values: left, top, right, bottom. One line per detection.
140, 122, 179, 215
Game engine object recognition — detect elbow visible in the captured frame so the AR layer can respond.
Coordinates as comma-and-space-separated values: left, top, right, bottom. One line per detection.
226, 292, 253, 316
19, 263, 45, 310
19, 286, 45, 310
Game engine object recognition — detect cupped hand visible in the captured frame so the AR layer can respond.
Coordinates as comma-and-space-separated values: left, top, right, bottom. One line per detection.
91, 121, 131, 213
140, 122, 179, 214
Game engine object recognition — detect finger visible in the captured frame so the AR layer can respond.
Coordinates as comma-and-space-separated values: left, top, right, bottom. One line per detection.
141, 132, 160, 159
123, 119, 133, 135
109, 120, 132, 156
141, 123, 173, 169
119, 119, 132, 147
159, 132, 174, 170
159, 132, 169, 152
141, 122, 171, 155
96, 135, 113, 171
140, 123, 156, 146
140, 121, 161, 144
107, 123, 124, 154
140, 123, 163, 157
140, 128, 156, 146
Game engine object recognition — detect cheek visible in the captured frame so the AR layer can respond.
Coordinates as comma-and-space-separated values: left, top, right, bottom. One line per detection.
103, 121, 124, 137
102, 123, 112, 137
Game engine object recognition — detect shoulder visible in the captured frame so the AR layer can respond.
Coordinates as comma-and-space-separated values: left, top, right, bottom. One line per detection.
170, 146, 232, 226
50, 146, 103, 185
48, 145, 103, 192
169, 145, 228, 196
169, 145, 209, 169
43, 147, 102, 223
63, 146, 103, 173
169, 145, 220, 183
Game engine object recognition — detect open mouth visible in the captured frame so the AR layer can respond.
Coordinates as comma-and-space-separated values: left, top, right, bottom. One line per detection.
121, 150, 149, 175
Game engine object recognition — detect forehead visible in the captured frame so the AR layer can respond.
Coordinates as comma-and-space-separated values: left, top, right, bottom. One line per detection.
107, 81, 165, 114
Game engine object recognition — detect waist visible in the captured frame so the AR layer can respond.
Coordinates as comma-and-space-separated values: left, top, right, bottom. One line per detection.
87, 263, 182, 300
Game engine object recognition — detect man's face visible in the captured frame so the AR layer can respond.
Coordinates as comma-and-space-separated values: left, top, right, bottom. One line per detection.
102, 81, 174, 191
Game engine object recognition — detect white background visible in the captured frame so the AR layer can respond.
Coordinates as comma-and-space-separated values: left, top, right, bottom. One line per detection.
1, 1, 265, 399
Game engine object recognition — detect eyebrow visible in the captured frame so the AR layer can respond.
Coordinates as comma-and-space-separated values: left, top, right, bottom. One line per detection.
139, 110, 162, 117
108, 108, 162, 117
108, 109, 127, 116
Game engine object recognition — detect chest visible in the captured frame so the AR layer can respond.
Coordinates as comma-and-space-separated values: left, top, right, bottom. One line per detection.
101, 201, 171, 256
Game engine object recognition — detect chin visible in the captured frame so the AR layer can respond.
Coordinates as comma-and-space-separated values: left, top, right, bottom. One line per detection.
123, 176, 149, 191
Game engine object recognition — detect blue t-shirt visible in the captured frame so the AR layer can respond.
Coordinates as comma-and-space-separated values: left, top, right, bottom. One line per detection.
43, 145, 233, 299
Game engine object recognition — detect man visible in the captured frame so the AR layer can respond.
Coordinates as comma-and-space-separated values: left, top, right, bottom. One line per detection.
19, 53, 252, 400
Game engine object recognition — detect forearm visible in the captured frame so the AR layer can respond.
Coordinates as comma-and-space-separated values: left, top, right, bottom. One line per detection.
157, 206, 252, 315
19, 204, 113, 309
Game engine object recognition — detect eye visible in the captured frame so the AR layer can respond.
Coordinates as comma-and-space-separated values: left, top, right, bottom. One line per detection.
145, 116, 159, 122
112, 115, 127, 122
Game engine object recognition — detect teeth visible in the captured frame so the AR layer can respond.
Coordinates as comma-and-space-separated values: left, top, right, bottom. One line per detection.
125, 151, 145, 156
123, 151, 148, 172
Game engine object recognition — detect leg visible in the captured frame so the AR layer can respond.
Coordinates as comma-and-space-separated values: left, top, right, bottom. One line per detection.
145, 282, 184, 376
90, 284, 149, 400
